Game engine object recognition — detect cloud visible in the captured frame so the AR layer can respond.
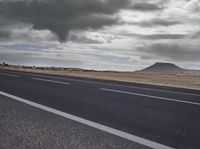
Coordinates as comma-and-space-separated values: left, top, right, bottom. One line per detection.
132, 2, 162, 11
0, 0, 131, 42
0, 44, 54, 51
138, 43, 200, 61
0, 52, 83, 67
119, 32, 187, 40
140, 19, 182, 27
127, 18, 182, 27
191, 31, 200, 38
68, 33, 104, 44
140, 33, 187, 40
186, 0, 200, 13
0, 31, 10, 40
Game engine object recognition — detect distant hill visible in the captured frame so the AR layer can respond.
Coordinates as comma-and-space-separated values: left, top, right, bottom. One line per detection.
141, 62, 183, 72
140, 62, 200, 74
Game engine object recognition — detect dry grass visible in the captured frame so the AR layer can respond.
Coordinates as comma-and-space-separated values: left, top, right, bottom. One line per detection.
1, 65, 200, 90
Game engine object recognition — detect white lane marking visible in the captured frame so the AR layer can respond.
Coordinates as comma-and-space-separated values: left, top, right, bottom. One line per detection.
5, 71, 200, 97
32, 78, 70, 85
28, 73, 200, 97
0, 72, 19, 77
101, 88, 200, 106
0, 91, 174, 149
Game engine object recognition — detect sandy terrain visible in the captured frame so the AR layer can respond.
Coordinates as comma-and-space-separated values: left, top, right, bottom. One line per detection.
1, 65, 200, 90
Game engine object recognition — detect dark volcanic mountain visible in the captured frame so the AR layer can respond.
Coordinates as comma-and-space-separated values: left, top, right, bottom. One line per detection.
140, 62, 200, 74
142, 62, 183, 72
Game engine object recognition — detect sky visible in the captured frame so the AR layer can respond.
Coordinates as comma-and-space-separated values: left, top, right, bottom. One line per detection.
0, 0, 200, 71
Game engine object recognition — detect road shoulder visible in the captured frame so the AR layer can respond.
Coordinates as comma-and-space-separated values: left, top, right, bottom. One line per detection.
0, 94, 150, 149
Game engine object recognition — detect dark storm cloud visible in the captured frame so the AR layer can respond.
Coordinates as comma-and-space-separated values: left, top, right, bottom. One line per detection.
120, 32, 187, 40
132, 2, 162, 11
68, 34, 103, 44
140, 19, 182, 27
141, 33, 187, 40
127, 18, 182, 27
138, 43, 200, 61
0, 31, 10, 40
0, 0, 131, 42
191, 31, 200, 39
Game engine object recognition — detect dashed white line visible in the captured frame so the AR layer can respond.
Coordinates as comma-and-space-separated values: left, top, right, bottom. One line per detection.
0, 91, 174, 149
32, 77, 70, 85
101, 88, 200, 106
2, 71, 200, 97
26, 73, 200, 97
0, 72, 19, 77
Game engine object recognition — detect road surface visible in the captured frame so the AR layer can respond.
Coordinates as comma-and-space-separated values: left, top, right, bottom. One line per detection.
0, 70, 200, 149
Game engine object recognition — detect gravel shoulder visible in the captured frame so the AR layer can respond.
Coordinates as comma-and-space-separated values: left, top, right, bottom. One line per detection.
0, 94, 150, 149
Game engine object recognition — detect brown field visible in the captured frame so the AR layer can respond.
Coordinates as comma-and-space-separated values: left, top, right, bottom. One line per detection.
1, 65, 200, 90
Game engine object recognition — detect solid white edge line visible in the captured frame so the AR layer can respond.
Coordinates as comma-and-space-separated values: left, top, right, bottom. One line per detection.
0, 91, 174, 149
0, 72, 19, 77
32, 77, 70, 85
101, 88, 200, 106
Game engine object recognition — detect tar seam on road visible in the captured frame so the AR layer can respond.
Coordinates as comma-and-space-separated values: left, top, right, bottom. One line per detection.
101, 88, 200, 106
0, 91, 174, 149
0, 72, 19, 77
9, 71, 200, 97
32, 78, 70, 85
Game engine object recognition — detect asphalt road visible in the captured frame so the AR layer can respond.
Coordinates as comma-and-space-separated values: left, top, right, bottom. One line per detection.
0, 70, 200, 149
0, 94, 148, 149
